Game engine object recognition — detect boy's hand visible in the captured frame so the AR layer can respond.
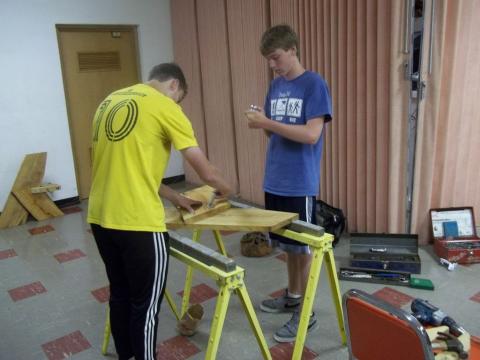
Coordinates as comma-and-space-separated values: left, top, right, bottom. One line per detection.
213, 186, 232, 199
244, 105, 268, 129
174, 195, 203, 214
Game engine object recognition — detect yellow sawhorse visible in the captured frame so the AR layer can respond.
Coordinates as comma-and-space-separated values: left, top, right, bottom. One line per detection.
102, 239, 272, 360
272, 227, 346, 359
180, 224, 346, 360
180, 229, 226, 317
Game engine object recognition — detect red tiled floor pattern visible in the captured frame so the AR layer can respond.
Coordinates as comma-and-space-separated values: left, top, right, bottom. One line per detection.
470, 291, 480, 303
270, 342, 318, 360
156, 335, 201, 360
372, 287, 414, 308
177, 283, 218, 304
61, 206, 83, 214
54, 249, 86, 263
8, 281, 47, 302
41, 330, 91, 360
276, 253, 287, 262
0, 248, 17, 260
29, 224, 55, 235
91, 286, 110, 303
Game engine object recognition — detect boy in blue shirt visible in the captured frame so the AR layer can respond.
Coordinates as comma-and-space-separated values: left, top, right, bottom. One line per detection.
245, 24, 332, 343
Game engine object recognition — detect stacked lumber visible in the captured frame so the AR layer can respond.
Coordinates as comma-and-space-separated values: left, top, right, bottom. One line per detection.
0, 153, 63, 229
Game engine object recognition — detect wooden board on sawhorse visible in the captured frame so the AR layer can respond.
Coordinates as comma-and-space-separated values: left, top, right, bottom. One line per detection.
165, 203, 299, 317
101, 232, 272, 360
165, 197, 346, 359
0, 152, 63, 229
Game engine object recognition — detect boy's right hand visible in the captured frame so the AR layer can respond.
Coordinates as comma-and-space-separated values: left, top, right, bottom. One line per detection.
213, 186, 232, 199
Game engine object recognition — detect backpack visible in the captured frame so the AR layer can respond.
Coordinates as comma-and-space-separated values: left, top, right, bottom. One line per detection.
315, 200, 346, 247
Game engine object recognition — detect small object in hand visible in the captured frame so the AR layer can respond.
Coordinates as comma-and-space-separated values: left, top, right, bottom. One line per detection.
249, 104, 261, 112
177, 303, 204, 337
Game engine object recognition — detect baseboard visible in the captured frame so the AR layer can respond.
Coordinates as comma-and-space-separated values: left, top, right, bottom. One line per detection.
55, 196, 81, 208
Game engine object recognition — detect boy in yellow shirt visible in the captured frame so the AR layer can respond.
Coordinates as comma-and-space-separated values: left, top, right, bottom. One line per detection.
88, 63, 231, 360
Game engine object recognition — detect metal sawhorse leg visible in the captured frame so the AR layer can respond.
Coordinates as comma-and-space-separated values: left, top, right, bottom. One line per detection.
273, 226, 346, 359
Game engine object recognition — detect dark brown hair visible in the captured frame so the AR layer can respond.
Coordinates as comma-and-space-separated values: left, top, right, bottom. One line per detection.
148, 62, 188, 96
260, 24, 299, 57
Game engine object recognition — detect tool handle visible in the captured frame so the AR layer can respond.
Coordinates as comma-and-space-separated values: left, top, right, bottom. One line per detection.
442, 317, 465, 337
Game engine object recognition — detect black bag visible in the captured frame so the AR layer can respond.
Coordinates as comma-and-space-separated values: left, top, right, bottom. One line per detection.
315, 200, 346, 247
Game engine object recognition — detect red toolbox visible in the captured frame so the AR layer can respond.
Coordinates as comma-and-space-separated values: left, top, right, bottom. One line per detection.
430, 207, 480, 264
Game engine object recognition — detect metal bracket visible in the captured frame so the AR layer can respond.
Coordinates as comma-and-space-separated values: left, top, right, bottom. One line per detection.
169, 231, 236, 272
287, 220, 325, 237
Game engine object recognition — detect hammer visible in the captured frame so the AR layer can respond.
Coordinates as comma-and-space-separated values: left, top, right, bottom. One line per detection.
432, 331, 468, 359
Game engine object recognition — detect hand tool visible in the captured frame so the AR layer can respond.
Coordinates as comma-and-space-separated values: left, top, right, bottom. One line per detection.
411, 299, 466, 337
432, 331, 468, 359
439, 258, 457, 271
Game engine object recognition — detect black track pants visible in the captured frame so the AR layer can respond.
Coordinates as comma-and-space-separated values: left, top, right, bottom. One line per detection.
91, 224, 169, 360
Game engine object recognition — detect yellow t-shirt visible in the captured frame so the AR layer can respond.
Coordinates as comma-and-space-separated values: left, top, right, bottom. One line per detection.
87, 83, 198, 232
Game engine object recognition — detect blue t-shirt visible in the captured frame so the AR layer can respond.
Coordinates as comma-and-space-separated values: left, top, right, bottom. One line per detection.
263, 71, 332, 196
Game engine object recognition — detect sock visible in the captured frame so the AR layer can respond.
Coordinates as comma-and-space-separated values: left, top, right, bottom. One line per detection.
287, 290, 302, 299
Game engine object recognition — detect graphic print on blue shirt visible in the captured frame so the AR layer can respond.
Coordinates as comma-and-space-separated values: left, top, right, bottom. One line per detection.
263, 71, 332, 197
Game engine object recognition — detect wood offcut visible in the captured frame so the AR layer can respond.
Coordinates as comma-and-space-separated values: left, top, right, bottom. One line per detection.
0, 153, 63, 229
179, 185, 231, 224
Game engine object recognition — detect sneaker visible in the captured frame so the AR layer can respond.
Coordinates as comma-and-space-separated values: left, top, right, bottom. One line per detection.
260, 290, 301, 313
273, 311, 317, 343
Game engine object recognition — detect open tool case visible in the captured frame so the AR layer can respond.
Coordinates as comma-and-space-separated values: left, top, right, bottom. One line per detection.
430, 207, 480, 264
349, 233, 421, 274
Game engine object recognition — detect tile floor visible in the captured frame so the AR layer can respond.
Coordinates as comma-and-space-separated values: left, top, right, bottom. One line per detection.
0, 182, 479, 360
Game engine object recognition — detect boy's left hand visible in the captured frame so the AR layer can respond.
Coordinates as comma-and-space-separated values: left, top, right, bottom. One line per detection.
174, 195, 202, 213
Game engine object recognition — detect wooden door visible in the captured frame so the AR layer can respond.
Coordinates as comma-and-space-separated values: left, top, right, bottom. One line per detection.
57, 25, 140, 199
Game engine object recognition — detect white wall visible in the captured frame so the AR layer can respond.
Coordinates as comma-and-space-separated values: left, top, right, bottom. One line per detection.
0, 0, 184, 208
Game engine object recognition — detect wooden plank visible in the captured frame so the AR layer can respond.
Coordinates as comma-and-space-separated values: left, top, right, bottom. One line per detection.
180, 185, 231, 224
0, 194, 29, 228
12, 153, 47, 190
13, 188, 64, 221
166, 207, 298, 232
30, 183, 61, 194
0, 153, 47, 228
